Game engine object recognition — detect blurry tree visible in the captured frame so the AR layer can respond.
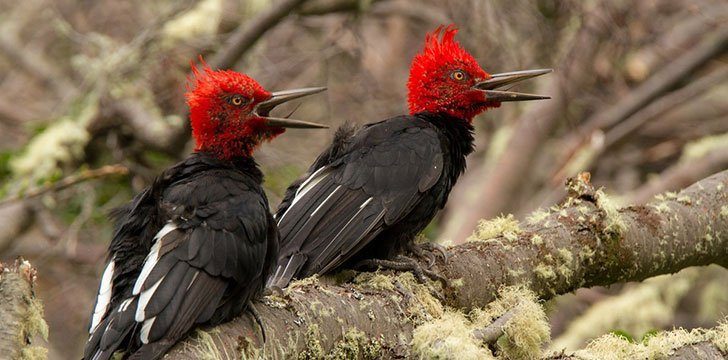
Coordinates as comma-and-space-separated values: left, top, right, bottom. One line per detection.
0, 0, 725, 358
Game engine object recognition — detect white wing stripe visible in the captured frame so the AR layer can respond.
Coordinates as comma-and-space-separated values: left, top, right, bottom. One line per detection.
310, 185, 342, 217
132, 222, 176, 295
135, 276, 163, 322
316, 198, 373, 258
140, 316, 156, 344
89, 260, 115, 334
278, 167, 329, 224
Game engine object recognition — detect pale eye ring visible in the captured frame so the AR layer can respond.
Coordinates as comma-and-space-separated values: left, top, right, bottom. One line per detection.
229, 95, 246, 106
451, 70, 467, 81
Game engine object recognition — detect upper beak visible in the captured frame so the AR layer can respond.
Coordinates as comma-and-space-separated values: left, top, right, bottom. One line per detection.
255, 87, 328, 129
473, 69, 552, 102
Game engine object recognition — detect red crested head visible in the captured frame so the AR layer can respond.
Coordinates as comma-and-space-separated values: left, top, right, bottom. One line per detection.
407, 25, 495, 121
185, 62, 282, 160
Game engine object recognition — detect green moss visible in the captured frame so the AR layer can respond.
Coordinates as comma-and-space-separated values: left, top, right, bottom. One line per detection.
395, 272, 444, 323
18, 347, 48, 360
530, 234, 543, 245
571, 322, 728, 360
557, 248, 573, 264
327, 328, 382, 360
298, 324, 325, 360
534, 264, 556, 281
713, 320, 728, 353
353, 272, 396, 292
551, 268, 697, 351
412, 311, 496, 360
287, 275, 320, 295
526, 208, 550, 225
595, 189, 627, 237
680, 132, 728, 162
468, 214, 522, 242
187, 329, 223, 360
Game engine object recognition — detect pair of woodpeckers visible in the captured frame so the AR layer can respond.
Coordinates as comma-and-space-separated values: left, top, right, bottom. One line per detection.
83, 25, 551, 359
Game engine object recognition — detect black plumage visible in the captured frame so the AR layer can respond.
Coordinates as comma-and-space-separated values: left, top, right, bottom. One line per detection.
84, 152, 277, 360
269, 113, 474, 288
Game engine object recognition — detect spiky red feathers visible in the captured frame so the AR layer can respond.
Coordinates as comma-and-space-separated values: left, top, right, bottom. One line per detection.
407, 25, 496, 121
185, 62, 281, 160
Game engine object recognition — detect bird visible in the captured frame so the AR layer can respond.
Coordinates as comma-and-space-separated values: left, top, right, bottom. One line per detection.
83, 62, 327, 360
268, 25, 551, 289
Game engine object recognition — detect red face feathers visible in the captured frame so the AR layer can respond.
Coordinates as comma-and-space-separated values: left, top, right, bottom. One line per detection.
407, 25, 495, 121
185, 63, 281, 160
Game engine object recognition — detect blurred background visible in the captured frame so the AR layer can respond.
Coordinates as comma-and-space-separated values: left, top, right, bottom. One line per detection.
0, 0, 726, 358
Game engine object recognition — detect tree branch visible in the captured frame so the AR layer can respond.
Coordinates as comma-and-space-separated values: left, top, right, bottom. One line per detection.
168, 170, 728, 358
208, 0, 312, 70
0, 259, 47, 359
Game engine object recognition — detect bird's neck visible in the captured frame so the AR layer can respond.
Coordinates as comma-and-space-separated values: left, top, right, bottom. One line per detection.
192, 149, 263, 183
415, 111, 475, 177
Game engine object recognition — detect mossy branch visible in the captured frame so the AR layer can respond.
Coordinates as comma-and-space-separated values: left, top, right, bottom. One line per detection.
0, 259, 48, 359
166, 170, 728, 359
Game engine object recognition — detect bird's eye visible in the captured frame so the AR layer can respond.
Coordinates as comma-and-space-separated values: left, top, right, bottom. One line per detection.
451, 70, 467, 81
229, 95, 246, 106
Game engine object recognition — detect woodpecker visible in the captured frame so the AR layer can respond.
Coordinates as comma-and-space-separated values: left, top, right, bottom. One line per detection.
269, 25, 551, 288
83, 63, 326, 360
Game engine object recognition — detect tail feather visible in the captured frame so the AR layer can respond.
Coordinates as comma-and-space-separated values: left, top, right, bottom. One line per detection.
267, 253, 307, 289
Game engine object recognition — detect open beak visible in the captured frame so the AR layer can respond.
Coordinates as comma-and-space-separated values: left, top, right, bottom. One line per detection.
473, 69, 552, 102
255, 87, 328, 128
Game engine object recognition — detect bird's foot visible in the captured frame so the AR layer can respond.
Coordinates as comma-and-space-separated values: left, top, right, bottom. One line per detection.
355, 255, 449, 288
247, 301, 267, 343
406, 241, 449, 268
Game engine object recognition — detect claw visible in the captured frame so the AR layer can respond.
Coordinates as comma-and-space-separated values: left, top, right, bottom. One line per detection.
247, 301, 266, 343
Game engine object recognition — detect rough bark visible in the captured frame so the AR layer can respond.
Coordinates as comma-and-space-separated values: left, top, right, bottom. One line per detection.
0, 260, 48, 359
167, 170, 728, 359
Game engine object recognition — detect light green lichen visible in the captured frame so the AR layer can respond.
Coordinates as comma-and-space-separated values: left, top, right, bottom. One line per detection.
534, 264, 556, 281
187, 329, 224, 360
526, 208, 551, 225
595, 189, 627, 237
569, 320, 728, 360
9, 93, 99, 191
396, 272, 444, 323
327, 328, 382, 360
680, 132, 728, 162
551, 268, 698, 351
530, 234, 543, 246
412, 311, 496, 360
412, 287, 550, 360
720, 206, 728, 219
298, 324, 325, 360
469, 214, 522, 242
353, 272, 396, 292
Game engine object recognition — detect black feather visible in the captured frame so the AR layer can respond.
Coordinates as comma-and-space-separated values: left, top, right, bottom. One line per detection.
271, 113, 474, 288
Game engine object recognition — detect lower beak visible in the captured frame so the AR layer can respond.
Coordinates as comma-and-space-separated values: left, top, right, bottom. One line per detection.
473, 68, 552, 102
255, 87, 328, 129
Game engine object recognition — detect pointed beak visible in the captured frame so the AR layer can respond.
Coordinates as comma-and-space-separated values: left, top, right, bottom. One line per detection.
255, 87, 328, 129
473, 69, 552, 102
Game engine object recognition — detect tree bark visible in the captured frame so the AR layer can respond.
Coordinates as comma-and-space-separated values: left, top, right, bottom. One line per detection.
0, 260, 48, 359
167, 170, 728, 359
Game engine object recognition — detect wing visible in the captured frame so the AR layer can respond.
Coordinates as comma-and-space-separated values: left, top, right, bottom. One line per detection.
276, 123, 357, 218
269, 117, 443, 288
84, 169, 272, 360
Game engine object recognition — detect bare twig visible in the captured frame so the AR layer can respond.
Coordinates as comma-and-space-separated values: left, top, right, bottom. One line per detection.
604, 67, 728, 149
472, 308, 517, 345
558, 28, 728, 169
0, 165, 129, 208
208, 0, 313, 70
